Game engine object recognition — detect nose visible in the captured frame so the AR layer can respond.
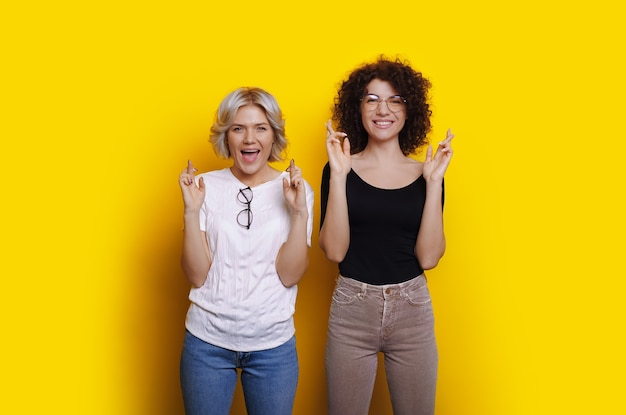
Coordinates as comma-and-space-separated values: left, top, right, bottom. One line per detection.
376, 100, 391, 115
243, 130, 255, 143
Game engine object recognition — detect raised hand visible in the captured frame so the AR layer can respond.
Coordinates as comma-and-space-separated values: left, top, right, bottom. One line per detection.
283, 159, 307, 216
325, 120, 351, 177
423, 129, 455, 183
179, 160, 205, 211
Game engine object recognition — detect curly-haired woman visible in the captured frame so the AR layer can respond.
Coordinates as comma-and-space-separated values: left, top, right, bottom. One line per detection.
320, 57, 454, 415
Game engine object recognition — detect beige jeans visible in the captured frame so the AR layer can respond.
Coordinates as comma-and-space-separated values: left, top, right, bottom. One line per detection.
326, 274, 438, 415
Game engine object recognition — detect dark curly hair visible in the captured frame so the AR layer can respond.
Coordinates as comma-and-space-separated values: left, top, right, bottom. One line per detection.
332, 56, 432, 155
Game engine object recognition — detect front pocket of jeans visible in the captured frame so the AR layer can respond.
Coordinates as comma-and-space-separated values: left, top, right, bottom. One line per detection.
405, 284, 432, 306
331, 285, 360, 305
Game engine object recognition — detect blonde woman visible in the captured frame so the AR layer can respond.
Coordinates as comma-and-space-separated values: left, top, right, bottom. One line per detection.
179, 87, 313, 415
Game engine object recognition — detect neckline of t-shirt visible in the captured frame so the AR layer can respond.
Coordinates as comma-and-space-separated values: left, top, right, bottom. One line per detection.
227, 167, 285, 190
349, 168, 423, 191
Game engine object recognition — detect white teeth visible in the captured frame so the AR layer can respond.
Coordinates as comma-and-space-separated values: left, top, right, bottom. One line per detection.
375, 121, 392, 126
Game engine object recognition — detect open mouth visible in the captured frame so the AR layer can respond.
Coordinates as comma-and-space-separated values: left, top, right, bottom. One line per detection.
241, 149, 260, 162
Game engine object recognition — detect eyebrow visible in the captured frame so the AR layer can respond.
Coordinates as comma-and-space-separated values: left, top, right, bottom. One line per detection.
231, 122, 270, 127
365, 93, 402, 97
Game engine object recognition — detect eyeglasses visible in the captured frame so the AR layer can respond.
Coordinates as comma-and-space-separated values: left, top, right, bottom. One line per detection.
361, 94, 406, 112
237, 186, 253, 229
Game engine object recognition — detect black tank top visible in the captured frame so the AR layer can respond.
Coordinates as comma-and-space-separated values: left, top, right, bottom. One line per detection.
320, 162, 444, 285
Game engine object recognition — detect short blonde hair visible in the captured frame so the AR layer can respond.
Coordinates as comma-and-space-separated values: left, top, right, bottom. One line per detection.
209, 87, 287, 162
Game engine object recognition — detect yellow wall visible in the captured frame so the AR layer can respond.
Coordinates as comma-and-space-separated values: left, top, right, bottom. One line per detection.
2, 1, 625, 414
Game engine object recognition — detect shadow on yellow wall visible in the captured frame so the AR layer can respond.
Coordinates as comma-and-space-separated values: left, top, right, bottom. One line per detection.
122, 150, 405, 414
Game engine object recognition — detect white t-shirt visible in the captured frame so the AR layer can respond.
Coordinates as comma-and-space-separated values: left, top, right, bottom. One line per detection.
185, 168, 314, 352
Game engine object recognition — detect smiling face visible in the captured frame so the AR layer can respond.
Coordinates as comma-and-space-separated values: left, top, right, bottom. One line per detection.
227, 104, 275, 184
361, 78, 406, 145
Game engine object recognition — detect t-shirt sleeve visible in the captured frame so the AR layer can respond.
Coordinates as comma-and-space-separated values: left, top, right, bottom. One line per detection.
305, 179, 315, 247
198, 174, 208, 232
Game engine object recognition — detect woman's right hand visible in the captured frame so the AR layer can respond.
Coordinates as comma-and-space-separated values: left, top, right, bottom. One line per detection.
325, 120, 351, 176
179, 160, 205, 211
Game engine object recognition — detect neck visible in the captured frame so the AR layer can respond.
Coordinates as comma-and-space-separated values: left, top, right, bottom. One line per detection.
360, 140, 406, 162
230, 164, 278, 187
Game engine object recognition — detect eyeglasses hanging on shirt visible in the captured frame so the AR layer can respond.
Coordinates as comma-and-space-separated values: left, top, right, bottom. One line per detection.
237, 186, 253, 229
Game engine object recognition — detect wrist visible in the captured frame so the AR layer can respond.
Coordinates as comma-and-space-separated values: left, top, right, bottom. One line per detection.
424, 176, 443, 186
329, 175, 348, 186
290, 210, 309, 220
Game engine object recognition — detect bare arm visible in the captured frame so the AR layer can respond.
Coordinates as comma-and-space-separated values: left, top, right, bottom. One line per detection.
319, 121, 352, 262
415, 183, 446, 269
319, 173, 350, 263
415, 129, 454, 269
179, 160, 212, 287
275, 160, 310, 287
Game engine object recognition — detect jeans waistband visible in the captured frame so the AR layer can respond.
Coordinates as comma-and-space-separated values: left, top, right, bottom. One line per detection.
337, 273, 426, 296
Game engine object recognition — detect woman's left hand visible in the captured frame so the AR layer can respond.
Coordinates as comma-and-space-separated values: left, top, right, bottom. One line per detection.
283, 159, 307, 215
423, 129, 455, 183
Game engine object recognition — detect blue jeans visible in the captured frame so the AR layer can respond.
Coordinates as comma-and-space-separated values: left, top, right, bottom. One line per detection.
326, 274, 438, 415
180, 331, 298, 415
